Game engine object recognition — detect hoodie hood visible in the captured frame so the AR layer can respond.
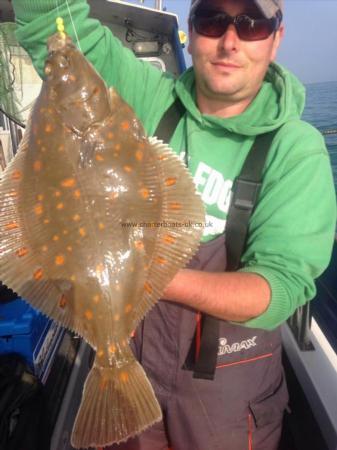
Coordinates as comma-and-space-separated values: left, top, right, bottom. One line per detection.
175, 62, 306, 137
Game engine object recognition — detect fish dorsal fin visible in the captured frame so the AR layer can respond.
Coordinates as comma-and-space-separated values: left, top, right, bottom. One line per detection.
0, 125, 73, 327
131, 136, 204, 327
0, 120, 94, 341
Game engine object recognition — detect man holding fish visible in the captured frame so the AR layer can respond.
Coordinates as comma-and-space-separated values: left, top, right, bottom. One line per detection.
8, 0, 337, 449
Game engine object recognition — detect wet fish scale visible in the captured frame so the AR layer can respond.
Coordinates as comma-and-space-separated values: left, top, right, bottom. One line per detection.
0, 33, 204, 448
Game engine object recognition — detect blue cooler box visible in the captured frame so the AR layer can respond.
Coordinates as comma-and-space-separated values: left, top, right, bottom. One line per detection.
0, 298, 51, 369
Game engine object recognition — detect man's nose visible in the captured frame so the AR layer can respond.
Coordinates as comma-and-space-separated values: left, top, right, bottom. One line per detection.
219, 24, 240, 52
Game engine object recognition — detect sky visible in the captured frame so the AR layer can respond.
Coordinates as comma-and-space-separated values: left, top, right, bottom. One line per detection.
129, 0, 337, 84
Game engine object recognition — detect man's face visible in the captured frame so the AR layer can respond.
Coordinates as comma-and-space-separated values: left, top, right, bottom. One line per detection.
188, 0, 284, 114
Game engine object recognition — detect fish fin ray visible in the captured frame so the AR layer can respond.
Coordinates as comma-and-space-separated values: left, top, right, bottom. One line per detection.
71, 352, 162, 448
132, 136, 204, 325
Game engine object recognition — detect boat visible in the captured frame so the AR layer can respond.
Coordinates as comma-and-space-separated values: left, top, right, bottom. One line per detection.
0, 1, 336, 449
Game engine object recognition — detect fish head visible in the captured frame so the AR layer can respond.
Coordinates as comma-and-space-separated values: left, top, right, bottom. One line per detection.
44, 33, 111, 133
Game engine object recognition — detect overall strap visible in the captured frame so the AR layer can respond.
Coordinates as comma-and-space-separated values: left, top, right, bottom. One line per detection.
226, 130, 278, 271
192, 129, 279, 380
154, 97, 185, 142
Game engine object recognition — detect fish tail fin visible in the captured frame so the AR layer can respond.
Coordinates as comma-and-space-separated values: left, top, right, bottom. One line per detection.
71, 354, 162, 448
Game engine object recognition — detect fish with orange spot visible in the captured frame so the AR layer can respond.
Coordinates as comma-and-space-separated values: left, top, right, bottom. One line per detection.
0, 33, 204, 448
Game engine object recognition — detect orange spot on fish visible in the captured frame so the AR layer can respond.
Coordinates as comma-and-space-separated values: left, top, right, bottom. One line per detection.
34, 204, 43, 215
33, 268, 43, 280
67, 246, 72, 252
135, 150, 143, 161
125, 304, 132, 314
73, 189, 81, 199
95, 154, 104, 162
121, 121, 130, 131
99, 378, 108, 391
53, 235, 60, 241
144, 282, 153, 294
109, 192, 119, 200
59, 295, 67, 309
163, 234, 176, 245
33, 160, 42, 172
134, 240, 144, 251
98, 223, 105, 230
45, 123, 53, 133
96, 263, 104, 274
16, 247, 28, 257
42, 245, 48, 252
55, 255, 65, 265
124, 165, 132, 173
69, 74, 76, 82
108, 344, 116, 353
120, 372, 129, 383
44, 219, 50, 224
107, 132, 114, 140
73, 214, 81, 222
61, 178, 76, 188
155, 256, 167, 265
93, 294, 101, 304
158, 155, 167, 161
37, 194, 44, 201
139, 188, 149, 199
165, 177, 177, 186
63, 229, 69, 235
56, 202, 64, 210
97, 349, 104, 358
58, 144, 65, 152
54, 191, 62, 197
85, 310, 94, 320
169, 202, 182, 210
70, 275, 76, 281
79, 227, 86, 237
114, 314, 120, 321
5, 222, 19, 231
114, 144, 121, 151
11, 170, 22, 181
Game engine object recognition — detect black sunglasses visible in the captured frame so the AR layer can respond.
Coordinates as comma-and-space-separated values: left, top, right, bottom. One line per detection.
191, 9, 282, 41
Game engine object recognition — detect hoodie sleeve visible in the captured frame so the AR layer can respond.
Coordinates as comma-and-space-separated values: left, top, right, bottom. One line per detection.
238, 120, 336, 330
12, 0, 175, 133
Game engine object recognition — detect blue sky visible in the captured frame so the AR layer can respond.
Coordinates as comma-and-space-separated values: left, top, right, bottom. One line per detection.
129, 0, 337, 84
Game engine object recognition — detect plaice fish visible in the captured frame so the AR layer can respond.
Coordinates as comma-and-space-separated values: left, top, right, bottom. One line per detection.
0, 33, 204, 448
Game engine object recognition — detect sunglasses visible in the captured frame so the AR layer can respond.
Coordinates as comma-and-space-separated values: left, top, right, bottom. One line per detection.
191, 9, 282, 41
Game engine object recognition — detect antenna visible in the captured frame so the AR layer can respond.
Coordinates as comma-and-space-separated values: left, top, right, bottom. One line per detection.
137, 0, 163, 10
154, 0, 163, 10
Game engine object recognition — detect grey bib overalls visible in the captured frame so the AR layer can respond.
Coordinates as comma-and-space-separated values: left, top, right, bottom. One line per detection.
109, 233, 289, 450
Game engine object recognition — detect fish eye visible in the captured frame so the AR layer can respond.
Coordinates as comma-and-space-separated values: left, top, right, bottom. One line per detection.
57, 54, 70, 69
45, 63, 52, 76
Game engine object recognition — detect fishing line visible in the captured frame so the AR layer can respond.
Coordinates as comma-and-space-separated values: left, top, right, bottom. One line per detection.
64, 0, 83, 52
54, 0, 82, 52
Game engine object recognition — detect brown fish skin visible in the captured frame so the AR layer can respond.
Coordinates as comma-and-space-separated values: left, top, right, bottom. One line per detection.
0, 33, 204, 448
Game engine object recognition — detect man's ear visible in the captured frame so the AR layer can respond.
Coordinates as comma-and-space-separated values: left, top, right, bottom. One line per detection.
271, 24, 285, 61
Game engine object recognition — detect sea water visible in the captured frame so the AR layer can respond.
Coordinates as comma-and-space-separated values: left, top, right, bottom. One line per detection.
303, 81, 337, 191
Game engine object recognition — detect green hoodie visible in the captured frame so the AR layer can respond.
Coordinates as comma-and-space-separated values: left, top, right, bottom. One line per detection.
12, 0, 337, 330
